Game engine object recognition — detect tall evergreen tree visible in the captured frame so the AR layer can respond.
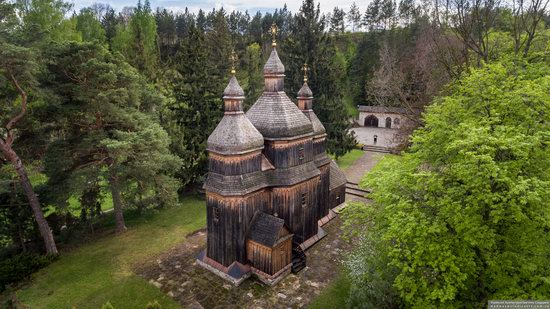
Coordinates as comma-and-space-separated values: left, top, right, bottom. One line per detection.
330, 7, 346, 33
347, 2, 362, 32
43, 42, 181, 233
283, 0, 355, 158
170, 23, 223, 186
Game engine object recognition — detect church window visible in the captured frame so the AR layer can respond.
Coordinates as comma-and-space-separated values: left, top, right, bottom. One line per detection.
301, 192, 308, 208
298, 146, 305, 160
212, 205, 220, 223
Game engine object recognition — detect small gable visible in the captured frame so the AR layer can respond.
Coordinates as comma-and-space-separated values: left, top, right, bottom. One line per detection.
248, 212, 288, 247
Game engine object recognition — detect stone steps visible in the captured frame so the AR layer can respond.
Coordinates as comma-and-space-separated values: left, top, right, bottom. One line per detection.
362, 145, 392, 153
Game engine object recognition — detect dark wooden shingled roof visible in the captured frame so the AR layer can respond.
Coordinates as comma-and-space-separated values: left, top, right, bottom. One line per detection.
329, 160, 347, 190
248, 212, 288, 247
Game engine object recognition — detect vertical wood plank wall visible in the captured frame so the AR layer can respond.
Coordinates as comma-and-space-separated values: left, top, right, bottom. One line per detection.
208, 151, 262, 176
272, 177, 320, 244
329, 185, 346, 209
264, 138, 314, 168
207, 190, 271, 266
246, 238, 292, 275
317, 163, 330, 220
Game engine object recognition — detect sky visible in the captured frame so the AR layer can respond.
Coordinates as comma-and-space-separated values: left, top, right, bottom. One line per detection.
68, 0, 369, 15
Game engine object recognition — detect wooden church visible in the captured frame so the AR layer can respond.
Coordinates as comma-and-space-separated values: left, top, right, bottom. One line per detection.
197, 27, 347, 285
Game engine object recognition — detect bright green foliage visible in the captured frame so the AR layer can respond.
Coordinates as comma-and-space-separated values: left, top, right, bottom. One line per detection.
15, 0, 80, 44
344, 57, 550, 307
243, 43, 263, 110
112, 0, 158, 79
42, 42, 181, 220
76, 8, 106, 43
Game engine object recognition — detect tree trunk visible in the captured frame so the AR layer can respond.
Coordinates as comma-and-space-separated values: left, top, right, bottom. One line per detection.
108, 172, 127, 234
0, 142, 58, 255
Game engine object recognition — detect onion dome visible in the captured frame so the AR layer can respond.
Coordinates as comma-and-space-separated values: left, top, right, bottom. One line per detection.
207, 75, 264, 155
263, 49, 285, 76
223, 75, 245, 99
297, 82, 313, 98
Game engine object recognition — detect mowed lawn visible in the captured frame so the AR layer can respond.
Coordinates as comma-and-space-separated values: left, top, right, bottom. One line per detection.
17, 196, 206, 309
332, 149, 364, 171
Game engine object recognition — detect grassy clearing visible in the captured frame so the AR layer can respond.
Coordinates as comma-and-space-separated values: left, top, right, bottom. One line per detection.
309, 272, 351, 309
331, 149, 364, 171
16, 196, 206, 309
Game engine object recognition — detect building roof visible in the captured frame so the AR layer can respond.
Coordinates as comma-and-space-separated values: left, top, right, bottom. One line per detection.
247, 92, 314, 140
329, 160, 347, 190
223, 75, 245, 98
297, 82, 313, 98
248, 212, 288, 247
358, 105, 409, 114
204, 161, 321, 196
247, 46, 314, 140
207, 114, 264, 155
303, 110, 326, 136
263, 48, 285, 75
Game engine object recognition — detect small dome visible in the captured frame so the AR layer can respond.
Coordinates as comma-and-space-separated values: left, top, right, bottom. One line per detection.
297, 82, 313, 98
223, 75, 245, 98
207, 114, 264, 155
264, 49, 285, 75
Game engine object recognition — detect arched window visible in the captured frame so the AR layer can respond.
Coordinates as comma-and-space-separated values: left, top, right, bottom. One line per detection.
385, 117, 392, 128
364, 115, 379, 127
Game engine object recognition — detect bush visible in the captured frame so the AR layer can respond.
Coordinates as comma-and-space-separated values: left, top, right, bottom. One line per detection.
0, 253, 57, 291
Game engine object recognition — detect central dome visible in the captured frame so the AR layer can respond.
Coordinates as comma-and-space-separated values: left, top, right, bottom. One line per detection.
246, 47, 313, 140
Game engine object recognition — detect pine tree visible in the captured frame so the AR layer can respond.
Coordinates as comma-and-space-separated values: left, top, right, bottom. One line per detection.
170, 23, 223, 186
43, 42, 181, 233
283, 0, 355, 158
347, 2, 362, 32
330, 7, 346, 33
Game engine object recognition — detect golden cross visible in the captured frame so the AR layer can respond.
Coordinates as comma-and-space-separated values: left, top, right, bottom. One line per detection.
270, 23, 278, 47
230, 50, 237, 75
302, 63, 309, 82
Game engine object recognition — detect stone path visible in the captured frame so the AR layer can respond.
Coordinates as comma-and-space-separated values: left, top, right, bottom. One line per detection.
135, 151, 384, 309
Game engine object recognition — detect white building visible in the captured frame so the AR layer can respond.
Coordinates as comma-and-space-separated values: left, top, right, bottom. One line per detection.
352, 106, 410, 150
357, 106, 407, 129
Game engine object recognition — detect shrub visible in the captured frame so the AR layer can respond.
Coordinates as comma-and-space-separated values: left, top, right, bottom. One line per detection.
0, 253, 56, 291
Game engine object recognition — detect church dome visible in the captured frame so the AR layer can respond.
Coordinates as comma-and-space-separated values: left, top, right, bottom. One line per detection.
247, 47, 313, 140
207, 114, 264, 155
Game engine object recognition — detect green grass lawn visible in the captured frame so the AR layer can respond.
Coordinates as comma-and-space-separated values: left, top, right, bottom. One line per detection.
331, 149, 364, 171
16, 196, 206, 309
308, 272, 351, 309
